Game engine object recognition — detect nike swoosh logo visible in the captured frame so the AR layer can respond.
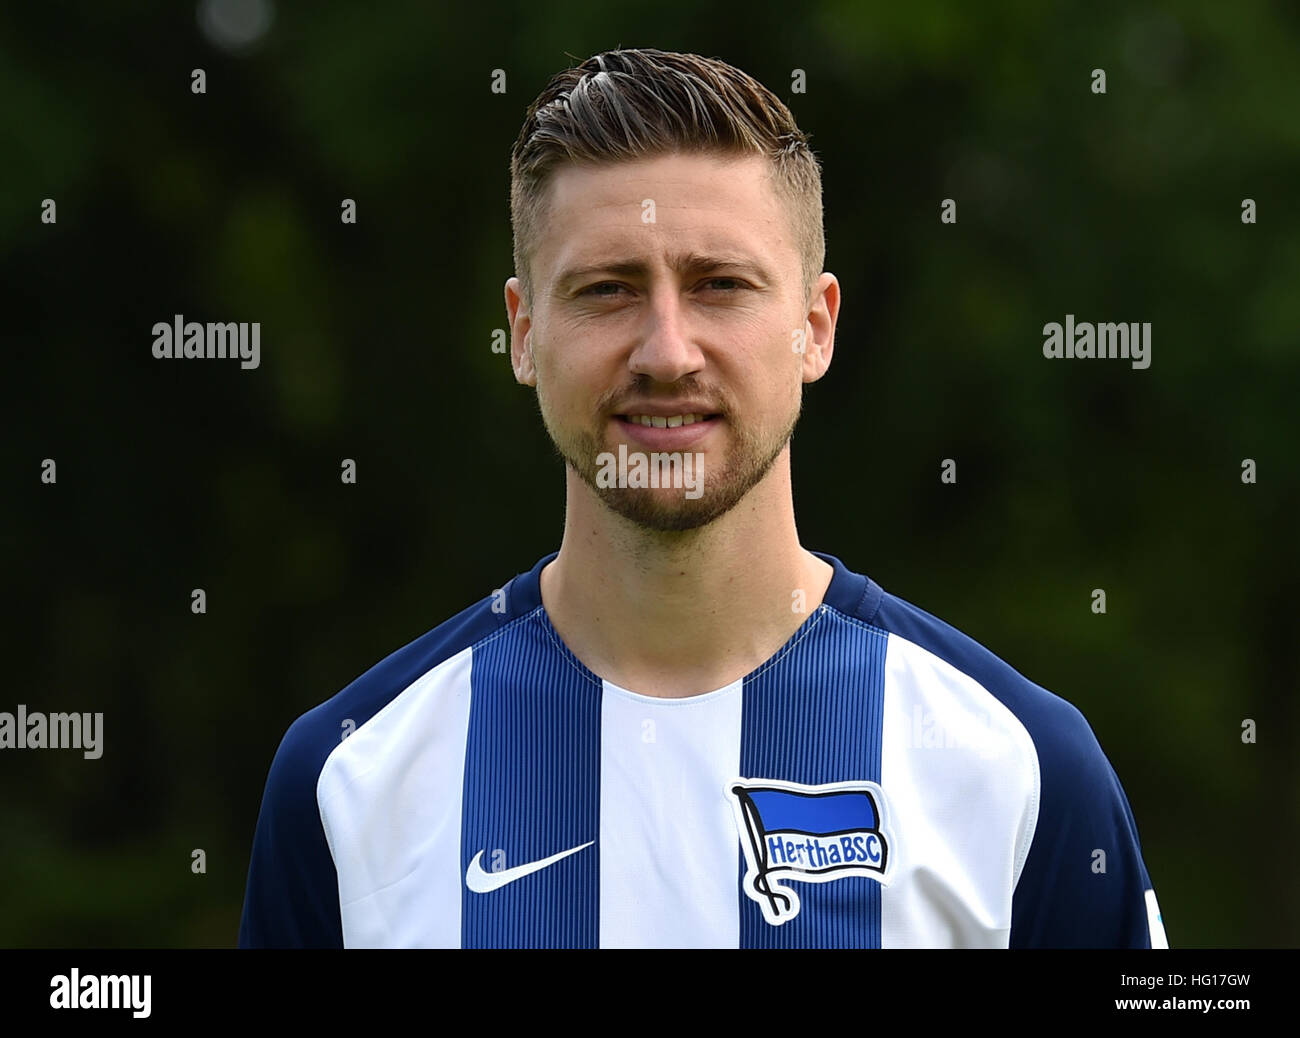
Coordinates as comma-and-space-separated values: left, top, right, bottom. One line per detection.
465, 841, 594, 893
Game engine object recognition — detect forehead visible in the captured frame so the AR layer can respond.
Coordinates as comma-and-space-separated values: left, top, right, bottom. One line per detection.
535, 151, 792, 284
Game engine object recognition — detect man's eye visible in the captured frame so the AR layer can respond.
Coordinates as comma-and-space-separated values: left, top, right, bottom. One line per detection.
581, 279, 745, 297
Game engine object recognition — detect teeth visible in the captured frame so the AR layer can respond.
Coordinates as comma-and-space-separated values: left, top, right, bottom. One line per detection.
627, 413, 707, 427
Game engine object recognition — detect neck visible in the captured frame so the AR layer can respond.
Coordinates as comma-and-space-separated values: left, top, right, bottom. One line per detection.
539, 449, 833, 698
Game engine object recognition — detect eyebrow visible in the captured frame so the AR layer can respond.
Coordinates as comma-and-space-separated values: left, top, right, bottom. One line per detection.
554, 253, 774, 294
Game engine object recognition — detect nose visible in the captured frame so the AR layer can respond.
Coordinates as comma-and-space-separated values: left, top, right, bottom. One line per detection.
626, 287, 706, 383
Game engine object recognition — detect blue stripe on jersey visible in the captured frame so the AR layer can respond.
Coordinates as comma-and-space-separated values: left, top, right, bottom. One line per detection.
738, 609, 889, 948
460, 610, 601, 948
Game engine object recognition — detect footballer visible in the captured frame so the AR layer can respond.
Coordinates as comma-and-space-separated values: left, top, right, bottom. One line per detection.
239, 47, 1167, 948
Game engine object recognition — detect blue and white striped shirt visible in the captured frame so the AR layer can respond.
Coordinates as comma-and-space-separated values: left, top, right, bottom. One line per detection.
238, 550, 1166, 948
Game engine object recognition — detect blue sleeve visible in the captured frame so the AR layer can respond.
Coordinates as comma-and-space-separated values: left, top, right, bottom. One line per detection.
1009, 706, 1163, 948
238, 714, 344, 948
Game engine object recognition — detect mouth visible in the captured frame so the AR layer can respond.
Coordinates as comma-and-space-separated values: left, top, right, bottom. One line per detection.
615, 412, 722, 429
610, 412, 723, 449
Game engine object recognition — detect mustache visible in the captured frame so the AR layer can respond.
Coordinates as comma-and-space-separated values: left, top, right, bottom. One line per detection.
598, 380, 727, 416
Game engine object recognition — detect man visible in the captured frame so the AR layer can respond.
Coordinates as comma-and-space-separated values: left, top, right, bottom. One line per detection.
239, 48, 1167, 948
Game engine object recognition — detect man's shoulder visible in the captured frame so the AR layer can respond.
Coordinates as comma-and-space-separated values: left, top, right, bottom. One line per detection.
828, 564, 1104, 770
270, 556, 551, 786
834, 569, 1156, 946
239, 561, 552, 949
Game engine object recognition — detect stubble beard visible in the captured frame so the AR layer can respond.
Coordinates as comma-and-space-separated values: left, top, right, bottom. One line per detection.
542, 398, 801, 533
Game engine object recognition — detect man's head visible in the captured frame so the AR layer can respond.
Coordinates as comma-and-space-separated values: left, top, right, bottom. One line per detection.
504, 48, 838, 533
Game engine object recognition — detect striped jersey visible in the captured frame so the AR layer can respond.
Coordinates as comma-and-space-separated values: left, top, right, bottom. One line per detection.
238, 550, 1167, 948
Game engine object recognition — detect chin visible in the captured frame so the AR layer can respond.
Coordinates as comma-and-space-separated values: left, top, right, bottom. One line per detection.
594, 484, 750, 532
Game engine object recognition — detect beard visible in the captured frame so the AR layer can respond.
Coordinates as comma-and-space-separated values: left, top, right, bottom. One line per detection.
539, 387, 802, 533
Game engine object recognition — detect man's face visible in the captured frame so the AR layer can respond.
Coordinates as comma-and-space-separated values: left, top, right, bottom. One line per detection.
507, 150, 832, 532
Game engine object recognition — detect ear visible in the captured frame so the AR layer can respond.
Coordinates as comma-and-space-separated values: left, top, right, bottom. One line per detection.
800, 273, 839, 384
504, 276, 537, 386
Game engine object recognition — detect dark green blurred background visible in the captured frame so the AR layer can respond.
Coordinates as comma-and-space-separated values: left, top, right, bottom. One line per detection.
2, 0, 1296, 947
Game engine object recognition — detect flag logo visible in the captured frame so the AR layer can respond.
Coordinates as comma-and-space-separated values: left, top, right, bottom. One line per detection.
727, 777, 894, 926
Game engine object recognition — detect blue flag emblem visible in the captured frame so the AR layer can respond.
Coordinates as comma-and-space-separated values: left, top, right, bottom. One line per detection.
728, 778, 894, 925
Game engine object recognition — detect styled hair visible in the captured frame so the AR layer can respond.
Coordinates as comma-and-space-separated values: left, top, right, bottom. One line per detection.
509, 48, 825, 309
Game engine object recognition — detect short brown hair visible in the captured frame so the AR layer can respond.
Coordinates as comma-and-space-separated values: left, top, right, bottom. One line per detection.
509, 48, 825, 309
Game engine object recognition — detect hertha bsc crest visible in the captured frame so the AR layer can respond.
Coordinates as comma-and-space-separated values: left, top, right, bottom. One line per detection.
727, 777, 895, 926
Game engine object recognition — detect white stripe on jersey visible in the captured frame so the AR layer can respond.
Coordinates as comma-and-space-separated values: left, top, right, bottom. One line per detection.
598, 678, 743, 948
880, 632, 1039, 947
318, 644, 474, 948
